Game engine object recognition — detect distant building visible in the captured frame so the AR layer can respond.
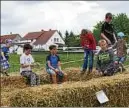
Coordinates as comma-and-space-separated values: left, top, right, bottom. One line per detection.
1, 33, 22, 52
22, 29, 65, 51
1, 33, 22, 44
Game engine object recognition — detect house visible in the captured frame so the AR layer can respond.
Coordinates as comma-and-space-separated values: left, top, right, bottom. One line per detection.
22, 29, 65, 51
1, 33, 22, 44
1, 33, 22, 52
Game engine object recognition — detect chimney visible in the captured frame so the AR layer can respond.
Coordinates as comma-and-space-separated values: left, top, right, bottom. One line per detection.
10, 32, 12, 34
49, 29, 51, 31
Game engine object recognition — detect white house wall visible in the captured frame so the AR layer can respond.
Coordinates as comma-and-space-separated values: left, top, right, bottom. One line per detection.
13, 35, 22, 43
33, 31, 65, 51
47, 31, 65, 45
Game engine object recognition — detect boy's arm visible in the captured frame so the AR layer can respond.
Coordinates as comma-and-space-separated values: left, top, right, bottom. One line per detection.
21, 64, 30, 68
20, 55, 30, 68
47, 61, 56, 71
96, 54, 101, 71
58, 61, 62, 71
109, 49, 115, 62
90, 33, 96, 50
101, 23, 111, 44
112, 42, 117, 49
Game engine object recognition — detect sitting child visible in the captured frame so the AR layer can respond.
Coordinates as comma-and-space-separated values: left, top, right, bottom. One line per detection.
46, 45, 67, 84
113, 32, 127, 72
20, 44, 40, 87
96, 39, 120, 76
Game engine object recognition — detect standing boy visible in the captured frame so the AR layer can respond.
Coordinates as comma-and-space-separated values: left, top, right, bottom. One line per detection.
46, 45, 67, 84
101, 13, 117, 45
20, 44, 40, 86
80, 29, 96, 74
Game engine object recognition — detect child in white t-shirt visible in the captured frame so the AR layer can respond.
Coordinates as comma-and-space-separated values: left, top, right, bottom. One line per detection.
20, 44, 40, 86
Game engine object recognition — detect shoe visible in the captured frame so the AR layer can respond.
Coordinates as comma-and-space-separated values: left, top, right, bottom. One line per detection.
80, 69, 86, 74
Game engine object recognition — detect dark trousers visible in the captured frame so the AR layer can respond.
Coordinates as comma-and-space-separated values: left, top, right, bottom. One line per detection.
21, 71, 40, 86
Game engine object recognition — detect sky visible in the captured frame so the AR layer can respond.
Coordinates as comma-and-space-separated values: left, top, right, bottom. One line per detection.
1, 1, 129, 37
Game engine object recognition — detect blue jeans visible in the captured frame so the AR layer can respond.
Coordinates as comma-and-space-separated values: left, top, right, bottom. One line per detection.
116, 56, 126, 64
82, 49, 94, 71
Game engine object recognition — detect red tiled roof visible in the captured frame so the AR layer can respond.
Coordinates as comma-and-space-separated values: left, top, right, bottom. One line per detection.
0, 34, 19, 43
23, 32, 43, 40
23, 30, 57, 45
34, 30, 56, 45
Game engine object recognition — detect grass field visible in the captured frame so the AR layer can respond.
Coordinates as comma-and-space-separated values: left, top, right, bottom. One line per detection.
8, 52, 129, 73
8, 52, 84, 73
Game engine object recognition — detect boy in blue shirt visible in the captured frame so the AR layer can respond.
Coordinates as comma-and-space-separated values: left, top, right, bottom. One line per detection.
46, 45, 67, 84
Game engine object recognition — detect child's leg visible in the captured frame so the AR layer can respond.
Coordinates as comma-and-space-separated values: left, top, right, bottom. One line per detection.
47, 69, 57, 84
35, 74, 40, 85
104, 63, 115, 76
88, 50, 94, 72
119, 57, 126, 71
63, 72, 67, 82
4, 69, 9, 76
21, 71, 32, 85
82, 49, 89, 71
30, 72, 37, 86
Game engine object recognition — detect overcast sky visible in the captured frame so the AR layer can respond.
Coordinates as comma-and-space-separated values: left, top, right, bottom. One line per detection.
1, 1, 129, 37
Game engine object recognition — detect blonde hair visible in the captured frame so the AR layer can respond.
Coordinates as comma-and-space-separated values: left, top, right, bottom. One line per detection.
98, 39, 107, 46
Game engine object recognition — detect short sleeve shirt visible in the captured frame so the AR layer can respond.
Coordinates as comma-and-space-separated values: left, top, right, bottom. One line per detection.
20, 53, 34, 73
101, 22, 116, 44
46, 54, 60, 69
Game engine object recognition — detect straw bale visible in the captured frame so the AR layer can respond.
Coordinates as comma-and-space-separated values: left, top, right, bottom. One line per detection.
9, 73, 129, 107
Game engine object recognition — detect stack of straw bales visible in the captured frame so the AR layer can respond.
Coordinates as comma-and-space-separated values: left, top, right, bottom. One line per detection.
9, 73, 129, 107
1, 68, 99, 88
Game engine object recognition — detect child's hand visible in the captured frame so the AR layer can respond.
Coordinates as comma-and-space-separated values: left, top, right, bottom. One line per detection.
114, 61, 118, 64
54, 69, 59, 73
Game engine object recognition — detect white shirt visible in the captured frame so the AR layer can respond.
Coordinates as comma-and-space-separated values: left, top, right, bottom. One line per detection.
20, 53, 34, 73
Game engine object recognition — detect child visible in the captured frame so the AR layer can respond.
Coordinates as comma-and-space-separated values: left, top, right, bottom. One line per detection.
20, 44, 40, 87
2, 39, 12, 61
46, 45, 67, 84
113, 32, 127, 71
80, 29, 96, 74
101, 12, 117, 45
0, 51, 10, 76
1, 39, 12, 76
96, 39, 119, 76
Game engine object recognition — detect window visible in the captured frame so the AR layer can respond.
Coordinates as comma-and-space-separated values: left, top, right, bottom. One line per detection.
54, 38, 56, 42
57, 38, 59, 42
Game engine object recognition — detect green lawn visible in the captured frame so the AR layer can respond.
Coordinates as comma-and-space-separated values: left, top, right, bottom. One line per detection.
8, 52, 84, 73
8, 52, 129, 73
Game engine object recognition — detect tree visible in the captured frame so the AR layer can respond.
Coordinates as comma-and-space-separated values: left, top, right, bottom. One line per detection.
64, 30, 81, 47
69, 31, 74, 37
65, 30, 70, 46
93, 13, 129, 43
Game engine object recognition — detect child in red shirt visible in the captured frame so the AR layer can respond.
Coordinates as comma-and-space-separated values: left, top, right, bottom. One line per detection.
80, 29, 96, 74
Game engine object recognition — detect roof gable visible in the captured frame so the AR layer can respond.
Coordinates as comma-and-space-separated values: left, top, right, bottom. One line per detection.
0, 34, 20, 43
23, 31, 44, 40
34, 30, 56, 45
